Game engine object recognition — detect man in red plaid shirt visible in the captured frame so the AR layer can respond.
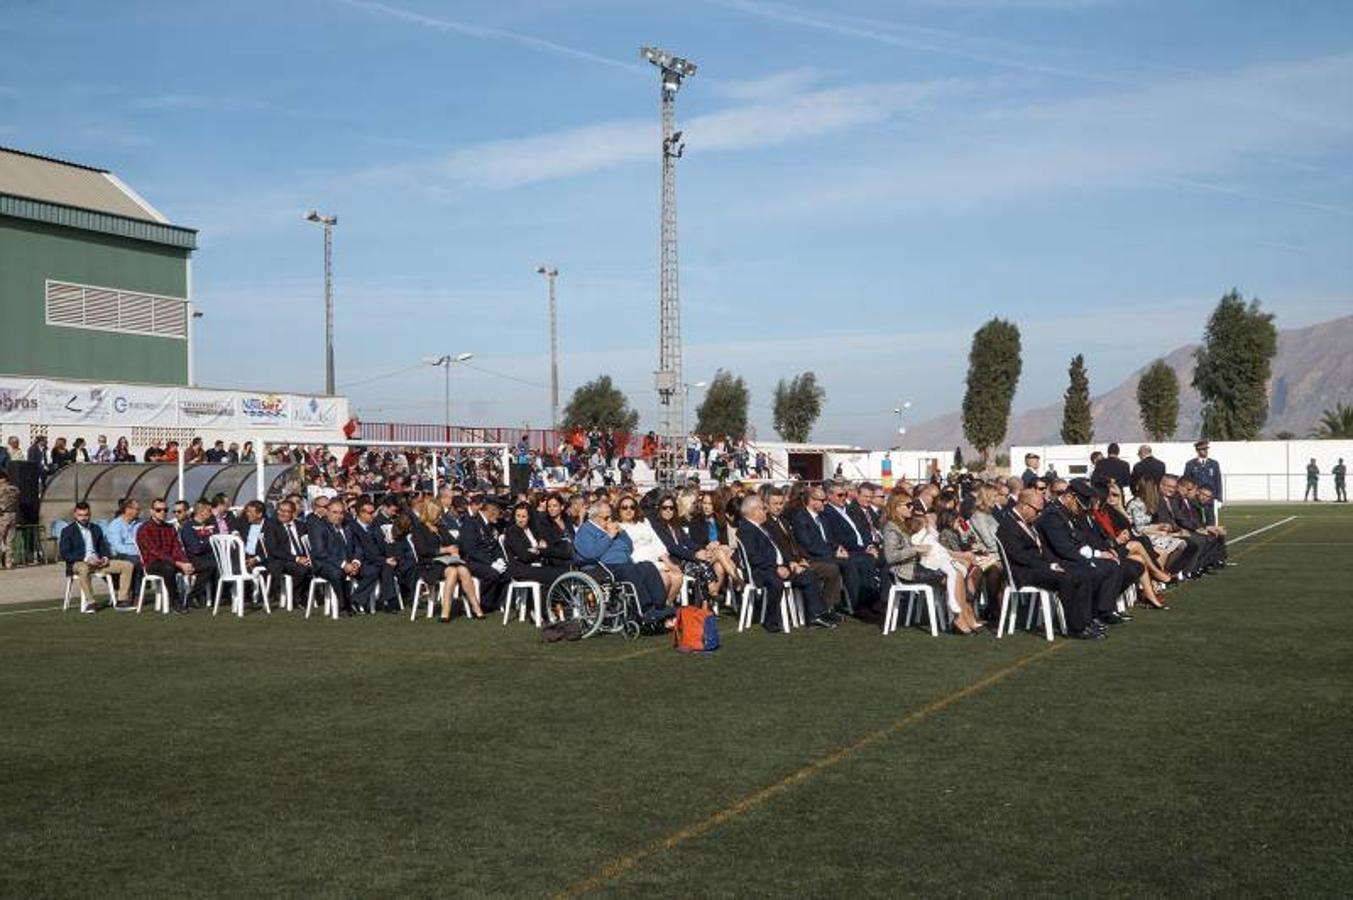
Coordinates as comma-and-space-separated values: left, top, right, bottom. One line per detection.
136, 499, 196, 611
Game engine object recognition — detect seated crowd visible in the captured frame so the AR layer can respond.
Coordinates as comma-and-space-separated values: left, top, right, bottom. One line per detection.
58, 439, 1231, 641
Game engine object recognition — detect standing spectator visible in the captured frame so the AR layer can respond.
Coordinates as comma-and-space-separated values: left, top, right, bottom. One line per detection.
1304, 459, 1320, 502
1091, 443, 1131, 490
4, 435, 19, 463
184, 437, 206, 463
0, 437, 9, 468
71, 437, 90, 463
111, 437, 134, 462
59, 502, 135, 611
136, 499, 196, 611
162, 441, 180, 462
49, 436, 74, 470
239, 441, 256, 464
1335, 458, 1347, 503
0, 471, 19, 568
1182, 440, 1222, 519
226, 442, 241, 463
1130, 444, 1165, 498
204, 440, 228, 463
1020, 453, 1042, 487
91, 435, 112, 463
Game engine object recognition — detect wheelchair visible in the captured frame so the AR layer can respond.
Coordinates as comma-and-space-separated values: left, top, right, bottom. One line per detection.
544, 561, 645, 640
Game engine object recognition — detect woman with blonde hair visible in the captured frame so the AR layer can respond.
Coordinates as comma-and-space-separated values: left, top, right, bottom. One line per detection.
881, 494, 981, 634
412, 499, 483, 621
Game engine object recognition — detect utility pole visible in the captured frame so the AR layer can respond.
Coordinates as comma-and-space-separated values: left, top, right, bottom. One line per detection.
535, 265, 560, 431
426, 353, 474, 437
641, 46, 697, 487
305, 210, 338, 394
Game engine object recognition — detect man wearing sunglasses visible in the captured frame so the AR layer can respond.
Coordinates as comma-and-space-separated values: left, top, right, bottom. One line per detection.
995, 488, 1103, 640
135, 499, 197, 612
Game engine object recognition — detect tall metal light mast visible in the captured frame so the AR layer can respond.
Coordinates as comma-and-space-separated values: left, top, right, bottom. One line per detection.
535, 265, 560, 431
641, 45, 697, 487
305, 210, 338, 395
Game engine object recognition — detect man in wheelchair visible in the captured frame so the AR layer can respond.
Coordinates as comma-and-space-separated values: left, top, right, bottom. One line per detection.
572, 500, 676, 628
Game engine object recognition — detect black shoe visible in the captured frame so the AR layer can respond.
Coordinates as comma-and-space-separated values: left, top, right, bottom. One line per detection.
808, 615, 838, 630
1069, 627, 1107, 640
763, 623, 787, 634
1097, 613, 1129, 626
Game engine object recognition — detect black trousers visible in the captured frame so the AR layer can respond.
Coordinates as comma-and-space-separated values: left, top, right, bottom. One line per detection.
1017, 566, 1095, 633
314, 562, 352, 608
144, 559, 183, 606
465, 561, 508, 611
837, 554, 880, 613
352, 561, 398, 611
265, 559, 311, 603
605, 561, 667, 619
186, 554, 216, 604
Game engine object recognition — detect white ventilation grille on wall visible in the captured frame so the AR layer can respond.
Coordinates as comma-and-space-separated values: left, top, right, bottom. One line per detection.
44, 279, 188, 339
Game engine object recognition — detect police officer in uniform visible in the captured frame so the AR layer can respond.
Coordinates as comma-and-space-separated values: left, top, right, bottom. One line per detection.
1183, 440, 1222, 523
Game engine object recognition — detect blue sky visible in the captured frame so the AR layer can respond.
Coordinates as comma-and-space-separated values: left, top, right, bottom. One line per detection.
3, 0, 1350, 446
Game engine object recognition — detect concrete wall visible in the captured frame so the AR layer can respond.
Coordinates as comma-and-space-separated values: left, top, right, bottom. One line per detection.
0, 217, 189, 384
1011, 440, 1353, 501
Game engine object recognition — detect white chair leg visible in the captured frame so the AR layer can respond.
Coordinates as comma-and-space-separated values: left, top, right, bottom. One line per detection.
924, 588, 939, 637
1041, 593, 1055, 641
212, 579, 225, 616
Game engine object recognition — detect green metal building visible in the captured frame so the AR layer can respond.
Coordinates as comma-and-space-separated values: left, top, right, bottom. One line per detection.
0, 147, 197, 384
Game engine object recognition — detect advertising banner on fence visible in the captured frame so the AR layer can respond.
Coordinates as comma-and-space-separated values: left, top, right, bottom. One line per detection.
178, 389, 238, 429
105, 384, 177, 426
291, 395, 343, 430
238, 392, 290, 427
0, 378, 41, 423
40, 380, 110, 425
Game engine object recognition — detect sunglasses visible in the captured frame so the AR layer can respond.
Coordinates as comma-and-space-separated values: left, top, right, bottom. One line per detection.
152, 505, 167, 512
659, 504, 675, 510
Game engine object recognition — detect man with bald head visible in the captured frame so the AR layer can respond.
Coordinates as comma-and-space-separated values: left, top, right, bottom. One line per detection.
994, 488, 1103, 639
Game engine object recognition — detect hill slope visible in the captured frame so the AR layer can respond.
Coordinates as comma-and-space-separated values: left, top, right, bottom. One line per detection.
901, 315, 1353, 451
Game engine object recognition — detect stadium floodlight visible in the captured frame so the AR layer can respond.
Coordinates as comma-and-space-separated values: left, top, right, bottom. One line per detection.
642, 45, 699, 487
304, 210, 338, 394
427, 352, 475, 432
535, 265, 561, 431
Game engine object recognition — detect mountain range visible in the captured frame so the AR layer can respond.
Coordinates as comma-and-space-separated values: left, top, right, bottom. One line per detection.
899, 314, 1353, 452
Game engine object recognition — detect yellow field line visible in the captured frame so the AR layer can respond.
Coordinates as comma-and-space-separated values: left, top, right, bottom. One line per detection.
552, 641, 1068, 898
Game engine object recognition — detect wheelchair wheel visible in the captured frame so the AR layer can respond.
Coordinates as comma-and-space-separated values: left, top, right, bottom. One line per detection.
546, 572, 608, 639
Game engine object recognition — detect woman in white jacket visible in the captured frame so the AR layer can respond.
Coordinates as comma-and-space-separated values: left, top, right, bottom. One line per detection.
617, 497, 682, 604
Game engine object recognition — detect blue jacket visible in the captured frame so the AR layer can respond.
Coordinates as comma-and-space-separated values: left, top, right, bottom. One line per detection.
573, 520, 634, 565
822, 504, 867, 552
790, 508, 836, 561
738, 520, 782, 582
460, 514, 505, 565
348, 520, 388, 567
59, 521, 112, 564
178, 519, 214, 559
310, 520, 352, 568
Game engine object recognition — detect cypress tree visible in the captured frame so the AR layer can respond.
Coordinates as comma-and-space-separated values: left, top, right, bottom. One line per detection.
1192, 290, 1278, 440
961, 318, 1023, 467
1060, 354, 1093, 444
1136, 359, 1179, 441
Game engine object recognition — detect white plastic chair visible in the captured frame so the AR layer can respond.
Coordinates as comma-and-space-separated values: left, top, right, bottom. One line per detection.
305, 576, 340, 620
62, 571, 116, 613
882, 577, 940, 637
209, 534, 271, 618
408, 577, 436, 621
136, 574, 171, 614
503, 580, 543, 626
734, 548, 791, 634
994, 537, 1062, 641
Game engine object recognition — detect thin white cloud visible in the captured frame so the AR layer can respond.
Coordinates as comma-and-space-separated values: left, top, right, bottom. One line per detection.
128, 94, 274, 112
337, 0, 638, 73
712, 67, 824, 102
414, 78, 964, 189
749, 53, 1353, 220
716, 0, 1137, 86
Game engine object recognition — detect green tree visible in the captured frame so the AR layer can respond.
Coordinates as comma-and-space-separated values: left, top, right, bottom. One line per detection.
1310, 402, 1353, 439
961, 318, 1023, 467
1136, 359, 1180, 441
561, 375, 639, 433
695, 369, 750, 440
1192, 290, 1278, 440
771, 371, 826, 442
1060, 354, 1094, 444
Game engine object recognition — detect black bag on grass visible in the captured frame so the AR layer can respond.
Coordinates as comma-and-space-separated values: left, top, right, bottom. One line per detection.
540, 619, 583, 643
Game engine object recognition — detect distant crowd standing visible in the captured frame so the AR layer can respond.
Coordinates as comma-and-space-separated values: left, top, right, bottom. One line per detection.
53, 436, 1240, 645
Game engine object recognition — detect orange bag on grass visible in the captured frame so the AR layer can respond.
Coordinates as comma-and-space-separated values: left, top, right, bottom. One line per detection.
673, 605, 719, 653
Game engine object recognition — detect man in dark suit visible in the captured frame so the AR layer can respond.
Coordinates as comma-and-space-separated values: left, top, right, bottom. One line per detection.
791, 485, 875, 615
310, 501, 359, 613
177, 500, 218, 607
1036, 480, 1132, 628
995, 489, 1103, 639
459, 495, 508, 612
261, 499, 313, 603
1130, 445, 1166, 498
765, 488, 841, 618
1020, 453, 1042, 488
350, 498, 400, 612
739, 495, 834, 632
1091, 443, 1131, 491
822, 481, 882, 613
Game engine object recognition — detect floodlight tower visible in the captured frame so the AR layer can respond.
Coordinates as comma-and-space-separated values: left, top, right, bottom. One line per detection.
642, 45, 697, 487
535, 265, 560, 431
305, 210, 338, 395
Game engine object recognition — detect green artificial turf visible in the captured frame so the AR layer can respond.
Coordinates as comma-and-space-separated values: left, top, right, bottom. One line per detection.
1, 503, 1350, 897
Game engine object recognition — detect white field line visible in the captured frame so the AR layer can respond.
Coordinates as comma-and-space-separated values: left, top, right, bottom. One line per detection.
1228, 515, 1298, 545
0, 605, 62, 616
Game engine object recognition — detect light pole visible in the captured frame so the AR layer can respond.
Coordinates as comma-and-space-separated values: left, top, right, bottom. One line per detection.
535, 265, 560, 431
682, 380, 706, 438
305, 210, 338, 395
642, 45, 697, 487
893, 400, 913, 446
426, 353, 474, 435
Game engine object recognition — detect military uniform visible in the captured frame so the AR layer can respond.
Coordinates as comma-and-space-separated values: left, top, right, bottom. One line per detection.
0, 480, 19, 568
